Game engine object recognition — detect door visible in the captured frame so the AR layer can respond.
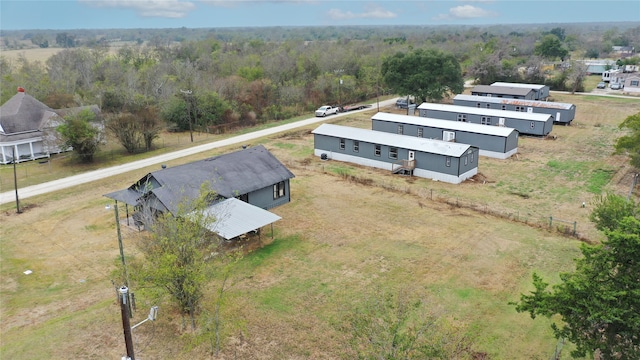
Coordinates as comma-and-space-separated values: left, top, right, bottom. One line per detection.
408, 151, 415, 161
498, 118, 505, 126
527, 107, 533, 113
556, 112, 561, 122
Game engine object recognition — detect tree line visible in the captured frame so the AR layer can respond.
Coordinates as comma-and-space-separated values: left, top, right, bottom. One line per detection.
1, 24, 638, 159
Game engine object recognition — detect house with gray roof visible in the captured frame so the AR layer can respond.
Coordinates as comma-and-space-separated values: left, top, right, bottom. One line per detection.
0, 88, 100, 164
417, 102, 554, 136
104, 145, 295, 238
453, 94, 576, 125
371, 112, 518, 159
313, 123, 478, 184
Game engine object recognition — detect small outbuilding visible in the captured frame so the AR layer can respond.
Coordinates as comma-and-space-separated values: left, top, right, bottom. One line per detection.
452, 94, 576, 125
417, 102, 554, 136
312, 123, 479, 184
371, 112, 518, 159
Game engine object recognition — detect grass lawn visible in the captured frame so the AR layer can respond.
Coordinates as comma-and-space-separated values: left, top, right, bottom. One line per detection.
1, 93, 639, 359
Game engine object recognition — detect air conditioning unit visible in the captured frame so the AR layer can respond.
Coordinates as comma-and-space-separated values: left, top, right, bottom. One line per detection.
443, 131, 456, 142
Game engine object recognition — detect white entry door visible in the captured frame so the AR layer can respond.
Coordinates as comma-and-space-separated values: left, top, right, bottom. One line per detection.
408, 151, 415, 161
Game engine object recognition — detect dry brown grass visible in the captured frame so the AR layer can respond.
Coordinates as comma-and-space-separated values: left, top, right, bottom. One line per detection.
1, 92, 639, 359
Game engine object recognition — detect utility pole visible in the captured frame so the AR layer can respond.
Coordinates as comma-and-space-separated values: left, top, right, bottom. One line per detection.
12, 147, 21, 214
180, 89, 194, 143
114, 203, 130, 291
119, 286, 135, 360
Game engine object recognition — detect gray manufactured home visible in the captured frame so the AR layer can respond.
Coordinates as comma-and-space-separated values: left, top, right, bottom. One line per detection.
312, 123, 479, 184
453, 94, 576, 125
417, 102, 553, 136
470, 85, 536, 100
491, 82, 550, 101
371, 112, 518, 159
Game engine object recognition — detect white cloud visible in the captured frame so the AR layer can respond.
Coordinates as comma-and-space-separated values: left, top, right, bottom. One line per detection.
434, 5, 497, 20
80, 0, 196, 18
327, 5, 397, 20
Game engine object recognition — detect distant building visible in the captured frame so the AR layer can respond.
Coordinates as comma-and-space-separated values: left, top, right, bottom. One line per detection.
471, 84, 537, 100
453, 94, 576, 125
371, 112, 519, 159
491, 82, 550, 101
0, 87, 101, 164
417, 102, 554, 136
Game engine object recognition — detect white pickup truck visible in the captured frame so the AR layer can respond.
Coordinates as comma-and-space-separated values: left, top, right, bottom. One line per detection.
315, 105, 339, 117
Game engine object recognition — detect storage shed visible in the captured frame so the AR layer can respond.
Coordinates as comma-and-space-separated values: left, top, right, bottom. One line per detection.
470, 85, 536, 100
453, 94, 576, 125
312, 123, 478, 184
491, 82, 550, 100
371, 112, 518, 159
417, 103, 554, 136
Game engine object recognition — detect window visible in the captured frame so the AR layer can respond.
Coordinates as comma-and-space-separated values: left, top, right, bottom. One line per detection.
389, 147, 398, 160
515, 106, 525, 112
353, 140, 359, 153
457, 114, 467, 122
445, 156, 451, 167
397, 125, 404, 134
476, 103, 481, 108
631, 80, 639, 87
481, 116, 491, 125
464, 156, 468, 166
417, 127, 423, 138
339, 138, 345, 150
530, 121, 535, 129
501, 105, 507, 110
374, 144, 381, 157
486, 104, 491, 109
470, 152, 474, 163
273, 181, 286, 199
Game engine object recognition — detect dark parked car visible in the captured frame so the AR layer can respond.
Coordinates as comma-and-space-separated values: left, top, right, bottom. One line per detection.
395, 98, 415, 109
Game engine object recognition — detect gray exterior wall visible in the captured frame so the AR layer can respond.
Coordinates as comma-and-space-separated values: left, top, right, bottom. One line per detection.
453, 97, 575, 124
247, 180, 292, 210
313, 133, 478, 184
471, 89, 536, 100
418, 108, 553, 136
371, 119, 518, 159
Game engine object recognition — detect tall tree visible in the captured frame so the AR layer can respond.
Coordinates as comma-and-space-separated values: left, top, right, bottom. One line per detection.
512, 217, 640, 359
534, 34, 569, 61
615, 112, 640, 169
56, 108, 102, 163
589, 193, 638, 232
381, 48, 464, 103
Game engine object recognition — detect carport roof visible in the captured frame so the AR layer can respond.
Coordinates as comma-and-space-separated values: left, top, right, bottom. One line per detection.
200, 198, 281, 240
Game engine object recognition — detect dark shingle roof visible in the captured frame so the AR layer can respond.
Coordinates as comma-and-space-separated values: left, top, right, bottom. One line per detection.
106, 145, 295, 214
0, 91, 57, 134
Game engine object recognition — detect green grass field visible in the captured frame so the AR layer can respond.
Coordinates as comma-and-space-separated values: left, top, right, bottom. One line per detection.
1, 92, 639, 359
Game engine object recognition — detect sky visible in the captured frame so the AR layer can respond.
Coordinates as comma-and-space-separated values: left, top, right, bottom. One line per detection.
0, 0, 638, 31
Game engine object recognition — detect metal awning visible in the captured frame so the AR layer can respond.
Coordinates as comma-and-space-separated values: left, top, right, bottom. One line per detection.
201, 198, 281, 240
104, 188, 141, 207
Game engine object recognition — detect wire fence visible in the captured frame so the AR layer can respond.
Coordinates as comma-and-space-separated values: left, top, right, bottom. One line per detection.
319, 166, 597, 244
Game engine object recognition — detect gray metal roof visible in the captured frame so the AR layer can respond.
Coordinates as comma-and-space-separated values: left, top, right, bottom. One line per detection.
454, 94, 575, 110
491, 82, 547, 90
313, 123, 473, 157
372, 112, 517, 137
471, 85, 533, 97
417, 102, 552, 122
201, 198, 281, 239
